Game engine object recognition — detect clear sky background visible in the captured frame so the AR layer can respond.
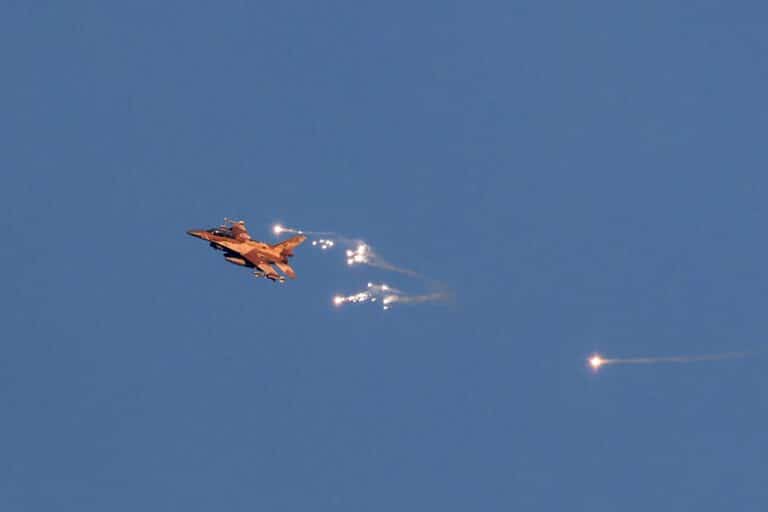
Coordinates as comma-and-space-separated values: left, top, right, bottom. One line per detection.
2, 1, 768, 510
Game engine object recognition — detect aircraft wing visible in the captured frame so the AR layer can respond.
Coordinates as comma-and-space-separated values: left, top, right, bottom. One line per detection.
238, 248, 267, 267
271, 234, 307, 256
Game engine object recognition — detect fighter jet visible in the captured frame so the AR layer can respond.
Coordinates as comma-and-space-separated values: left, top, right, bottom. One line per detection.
187, 219, 307, 283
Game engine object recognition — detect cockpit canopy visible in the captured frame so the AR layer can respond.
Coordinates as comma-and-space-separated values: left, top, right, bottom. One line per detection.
206, 227, 235, 239
204, 219, 251, 241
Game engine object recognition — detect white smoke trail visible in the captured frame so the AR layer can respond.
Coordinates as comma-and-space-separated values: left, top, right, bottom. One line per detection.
272, 223, 421, 277
272, 224, 336, 237
589, 352, 748, 370
343, 242, 422, 277
333, 283, 450, 311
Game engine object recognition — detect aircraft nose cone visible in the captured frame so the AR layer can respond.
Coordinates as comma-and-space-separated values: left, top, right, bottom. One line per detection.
187, 229, 204, 239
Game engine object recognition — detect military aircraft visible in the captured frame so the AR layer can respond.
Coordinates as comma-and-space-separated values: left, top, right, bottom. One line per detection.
187, 219, 307, 282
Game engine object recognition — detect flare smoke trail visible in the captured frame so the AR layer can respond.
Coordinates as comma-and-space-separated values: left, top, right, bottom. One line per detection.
333, 283, 451, 311
344, 242, 422, 278
275, 223, 452, 309
273, 223, 422, 277
272, 224, 336, 237
589, 352, 748, 371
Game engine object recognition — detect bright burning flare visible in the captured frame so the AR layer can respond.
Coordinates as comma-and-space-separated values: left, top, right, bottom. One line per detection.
311, 239, 335, 250
589, 355, 605, 370
273, 224, 284, 235
346, 244, 371, 266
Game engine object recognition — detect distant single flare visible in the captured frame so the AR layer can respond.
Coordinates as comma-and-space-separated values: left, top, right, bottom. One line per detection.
589, 355, 605, 370
588, 352, 747, 371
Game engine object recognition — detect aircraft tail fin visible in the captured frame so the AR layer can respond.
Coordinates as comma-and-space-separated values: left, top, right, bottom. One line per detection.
271, 234, 307, 258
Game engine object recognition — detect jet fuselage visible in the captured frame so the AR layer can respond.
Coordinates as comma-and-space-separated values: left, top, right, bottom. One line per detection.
187, 223, 306, 282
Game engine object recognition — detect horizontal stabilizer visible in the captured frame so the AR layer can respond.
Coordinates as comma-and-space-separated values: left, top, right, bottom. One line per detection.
255, 262, 281, 281
274, 262, 297, 279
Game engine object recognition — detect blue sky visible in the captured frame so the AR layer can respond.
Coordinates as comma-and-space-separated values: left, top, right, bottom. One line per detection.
2, 1, 768, 510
